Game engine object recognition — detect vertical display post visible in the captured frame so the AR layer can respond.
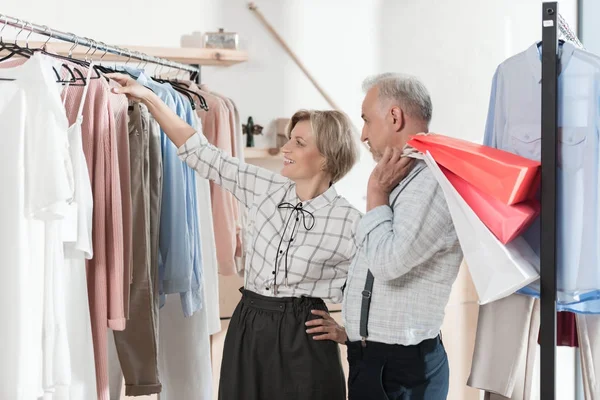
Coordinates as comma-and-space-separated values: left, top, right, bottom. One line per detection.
540, 2, 558, 400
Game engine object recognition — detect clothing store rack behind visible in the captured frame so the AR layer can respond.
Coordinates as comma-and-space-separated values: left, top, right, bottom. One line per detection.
0, 13, 248, 84
540, 2, 558, 399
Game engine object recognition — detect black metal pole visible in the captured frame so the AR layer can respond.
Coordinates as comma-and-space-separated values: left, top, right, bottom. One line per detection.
540, 3, 558, 400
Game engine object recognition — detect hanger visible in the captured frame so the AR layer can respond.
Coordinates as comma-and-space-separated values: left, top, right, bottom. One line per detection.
152, 71, 209, 111
0, 20, 81, 85
152, 65, 208, 111
173, 78, 209, 111
172, 78, 209, 111
35, 32, 103, 83
152, 67, 197, 110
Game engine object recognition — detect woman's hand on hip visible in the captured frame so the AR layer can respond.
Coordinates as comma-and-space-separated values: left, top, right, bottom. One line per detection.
305, 310, 348, 344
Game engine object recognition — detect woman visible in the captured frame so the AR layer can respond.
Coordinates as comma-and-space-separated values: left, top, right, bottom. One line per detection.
109, 73, 362, 400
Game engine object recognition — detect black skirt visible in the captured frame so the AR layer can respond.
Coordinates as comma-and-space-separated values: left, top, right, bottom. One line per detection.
218, 288, 346, 400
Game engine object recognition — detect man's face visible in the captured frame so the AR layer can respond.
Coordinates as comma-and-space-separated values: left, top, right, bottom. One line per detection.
360, 87, 395, 161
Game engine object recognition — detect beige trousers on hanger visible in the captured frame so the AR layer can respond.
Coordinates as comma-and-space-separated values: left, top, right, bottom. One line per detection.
577, 314, 600, 399
468, 294, 540, 399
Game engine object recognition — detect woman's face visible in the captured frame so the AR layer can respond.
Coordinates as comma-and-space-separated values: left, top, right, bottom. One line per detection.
280, 120, 328, 182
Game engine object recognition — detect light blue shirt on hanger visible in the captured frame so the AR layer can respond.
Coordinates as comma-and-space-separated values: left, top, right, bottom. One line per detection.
484, 41, 600, 313
134, 72, 203, 317
160, 82, 204, 317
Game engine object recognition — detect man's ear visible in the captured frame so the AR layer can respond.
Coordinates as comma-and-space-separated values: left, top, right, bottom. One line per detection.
390, 106, 405, 132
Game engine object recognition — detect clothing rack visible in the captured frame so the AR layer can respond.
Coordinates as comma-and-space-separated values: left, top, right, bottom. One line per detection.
0, 13, 201, 82
540, 3, 559, 399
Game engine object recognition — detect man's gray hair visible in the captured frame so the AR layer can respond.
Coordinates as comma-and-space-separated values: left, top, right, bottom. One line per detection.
362, 73, 432, 124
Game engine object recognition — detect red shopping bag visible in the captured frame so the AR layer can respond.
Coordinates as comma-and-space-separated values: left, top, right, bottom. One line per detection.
441, 165, 540, 244
407, 134, 540, 205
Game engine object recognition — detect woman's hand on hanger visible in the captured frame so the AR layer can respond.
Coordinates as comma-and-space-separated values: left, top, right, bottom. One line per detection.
107, 72, 196, 148
107, 73, 153, 103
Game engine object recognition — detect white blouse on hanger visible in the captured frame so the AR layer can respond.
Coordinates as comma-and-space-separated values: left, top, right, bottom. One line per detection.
0, 54, 73, 400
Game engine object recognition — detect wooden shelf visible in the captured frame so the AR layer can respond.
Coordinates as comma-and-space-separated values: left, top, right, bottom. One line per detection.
244, 147, 282, 160
27, 41, 248, 67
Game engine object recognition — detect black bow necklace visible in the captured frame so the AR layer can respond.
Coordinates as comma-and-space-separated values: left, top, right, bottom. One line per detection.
272, 201, 316, 294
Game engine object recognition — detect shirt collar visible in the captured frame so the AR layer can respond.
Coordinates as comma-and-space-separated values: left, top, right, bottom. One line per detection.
283, 184, 339, 213
527, 41, 576, 83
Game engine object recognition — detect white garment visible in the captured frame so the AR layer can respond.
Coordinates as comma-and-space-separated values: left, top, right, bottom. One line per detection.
157, 113, 214, 400
0, 54, 73, 400
107, 332, 124, 400
193, 112, 220, 335
53, 69, 97, 400
158, 293, 212, 400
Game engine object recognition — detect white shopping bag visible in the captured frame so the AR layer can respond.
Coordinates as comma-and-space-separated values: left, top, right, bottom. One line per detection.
418, 151, 540, 304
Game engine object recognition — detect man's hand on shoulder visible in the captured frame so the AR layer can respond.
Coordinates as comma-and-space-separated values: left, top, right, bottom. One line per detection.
367, 147, 415, 211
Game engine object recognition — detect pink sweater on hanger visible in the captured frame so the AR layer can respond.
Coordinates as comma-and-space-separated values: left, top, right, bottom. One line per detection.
195, 86, 238, 276
63, 69, 127, 400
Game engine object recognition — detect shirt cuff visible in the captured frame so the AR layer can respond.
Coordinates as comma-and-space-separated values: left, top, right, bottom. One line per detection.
176, 131, 207, 157
355, 205, 393, 244
108, 317, 126, 331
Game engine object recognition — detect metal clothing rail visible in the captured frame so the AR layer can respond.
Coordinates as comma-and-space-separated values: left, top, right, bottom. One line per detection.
0, 13, 200, 76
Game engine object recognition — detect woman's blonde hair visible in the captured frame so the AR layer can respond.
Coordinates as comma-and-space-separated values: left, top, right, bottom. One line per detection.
286, 109, 359, 183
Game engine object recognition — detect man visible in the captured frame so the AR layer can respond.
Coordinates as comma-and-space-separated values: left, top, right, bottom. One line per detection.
306, 73, 463, 399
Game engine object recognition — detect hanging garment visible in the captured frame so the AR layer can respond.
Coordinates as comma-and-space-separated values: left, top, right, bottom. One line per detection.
229, 98, 248, 277
134, 73, 203, 317
0, 54, 74, 400
191, 110, 221, 335
182, 81, 224, 334
484, 41, 600, 312
157, 290, 212, 400
536, 312, 578, 347
112, 102, 162, 396
53, 64, 98, 400
577, 314, 600, 399
108, 80, 133, 320
193, 86, 238, 276
468, 294, 539, 399
202, 86, 244, 268
148, 108, 163, 333
167, 86, 203, 316
156, 108, 213, 400
63, 66, 126, 400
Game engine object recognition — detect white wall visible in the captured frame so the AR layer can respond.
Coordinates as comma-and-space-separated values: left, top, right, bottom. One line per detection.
0, 0, 578, 210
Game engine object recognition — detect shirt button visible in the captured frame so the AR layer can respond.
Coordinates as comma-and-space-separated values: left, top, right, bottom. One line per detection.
272, 271, 275, 274
266, 287, 270, 291
296, 218, 299, 221
279, 250, 283, 254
